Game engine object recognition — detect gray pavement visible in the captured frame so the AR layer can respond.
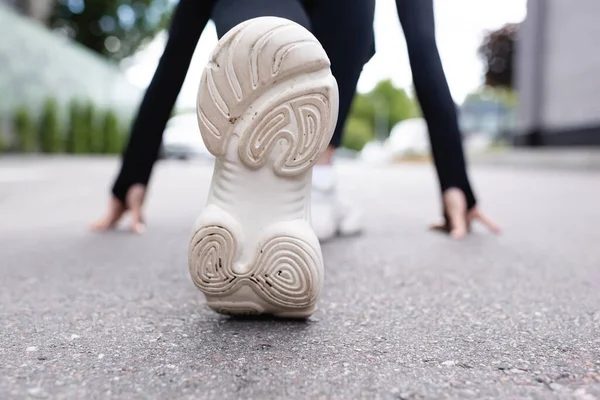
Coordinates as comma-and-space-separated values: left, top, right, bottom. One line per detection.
1, 156, 599, 399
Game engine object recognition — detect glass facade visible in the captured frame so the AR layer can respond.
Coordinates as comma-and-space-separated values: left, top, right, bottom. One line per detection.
0, 3, 142, 119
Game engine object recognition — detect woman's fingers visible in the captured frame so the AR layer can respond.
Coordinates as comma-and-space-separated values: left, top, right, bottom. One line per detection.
129, 205, 146, 234
90, 198, 125, 232
126, 184, 147, 234
91, 185, 147, 234
443, 188, 468, 240
469, 207, 501, 234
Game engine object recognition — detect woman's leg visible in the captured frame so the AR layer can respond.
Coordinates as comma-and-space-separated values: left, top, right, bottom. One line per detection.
112, 0, 213, 204
305, 0, 375, 159
303, 0, 375, 241
395, 0, 477, 210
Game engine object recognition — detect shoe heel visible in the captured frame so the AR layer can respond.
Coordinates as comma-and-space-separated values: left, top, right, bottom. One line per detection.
189, 213, 323, 318
245, 219, 323, 318
188, 205, 244, 300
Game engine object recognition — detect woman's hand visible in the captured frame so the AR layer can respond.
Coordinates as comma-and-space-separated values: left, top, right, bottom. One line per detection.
91, 184, 147, 234
431, 188, 501, 239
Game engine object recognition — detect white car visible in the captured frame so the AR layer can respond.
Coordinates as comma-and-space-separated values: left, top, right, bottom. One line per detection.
359, 118, 430, 164
160, 113, 213, 161
384, 117, 430, 157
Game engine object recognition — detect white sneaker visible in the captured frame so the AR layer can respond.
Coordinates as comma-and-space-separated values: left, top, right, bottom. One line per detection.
188, 17, 339, 318
311, 181, 363, 242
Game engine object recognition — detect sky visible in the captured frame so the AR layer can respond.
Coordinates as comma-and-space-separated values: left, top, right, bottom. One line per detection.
123, 0, 527, 109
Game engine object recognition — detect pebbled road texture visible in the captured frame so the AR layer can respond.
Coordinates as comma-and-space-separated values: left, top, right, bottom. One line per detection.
1, 157, 599, 399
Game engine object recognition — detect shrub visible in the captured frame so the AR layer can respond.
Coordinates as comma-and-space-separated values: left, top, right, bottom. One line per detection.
82, 102, 98, 153
101, 110, 123, 154
0, 118, 7, 152
67, 100, 95, 154
38, 98, 62, 153
66, 100, 81, 153
342, 117, 374, 152
14, 106, 36, 152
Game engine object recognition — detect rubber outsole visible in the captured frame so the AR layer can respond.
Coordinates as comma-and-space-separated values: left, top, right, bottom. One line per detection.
188, 17, 339, 318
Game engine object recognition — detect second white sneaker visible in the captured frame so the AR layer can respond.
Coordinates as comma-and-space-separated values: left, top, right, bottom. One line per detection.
311, 170, 363, 242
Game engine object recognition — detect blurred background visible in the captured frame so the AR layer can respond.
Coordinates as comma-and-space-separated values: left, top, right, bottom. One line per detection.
0, 0, 599, 162
5, 0, 596, 164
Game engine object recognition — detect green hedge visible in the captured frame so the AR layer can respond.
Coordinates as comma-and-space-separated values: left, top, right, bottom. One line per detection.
5, 99, 129, 155
101, 110, 124, 154
82, 102, 100, 153
15, 106, 37, 152
39, 98, 62, 153
66, 100, 92, 154
0, 118, 7, 152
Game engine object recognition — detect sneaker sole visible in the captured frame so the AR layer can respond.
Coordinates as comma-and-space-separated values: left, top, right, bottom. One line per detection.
188, 17, 339, 318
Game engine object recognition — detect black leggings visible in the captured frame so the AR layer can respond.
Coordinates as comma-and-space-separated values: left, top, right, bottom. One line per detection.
396, 0, 476, 209
112, 0, 213, 203
112, 0, 375, 203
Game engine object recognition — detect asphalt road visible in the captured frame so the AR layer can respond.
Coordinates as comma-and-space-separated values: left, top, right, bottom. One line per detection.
1, 156, 599, 399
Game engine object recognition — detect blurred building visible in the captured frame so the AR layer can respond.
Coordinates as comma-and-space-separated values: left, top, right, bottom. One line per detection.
460, 97, 515, 140
515, 0, 600, 146
0, 2, 141, 127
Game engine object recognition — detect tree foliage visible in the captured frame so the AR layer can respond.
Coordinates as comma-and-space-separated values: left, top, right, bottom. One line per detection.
50, 0, 174, 61
343, 79, 419, 150
370, 80, 419, 129
478, 23, 519, 89
342, 117, 372, 152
